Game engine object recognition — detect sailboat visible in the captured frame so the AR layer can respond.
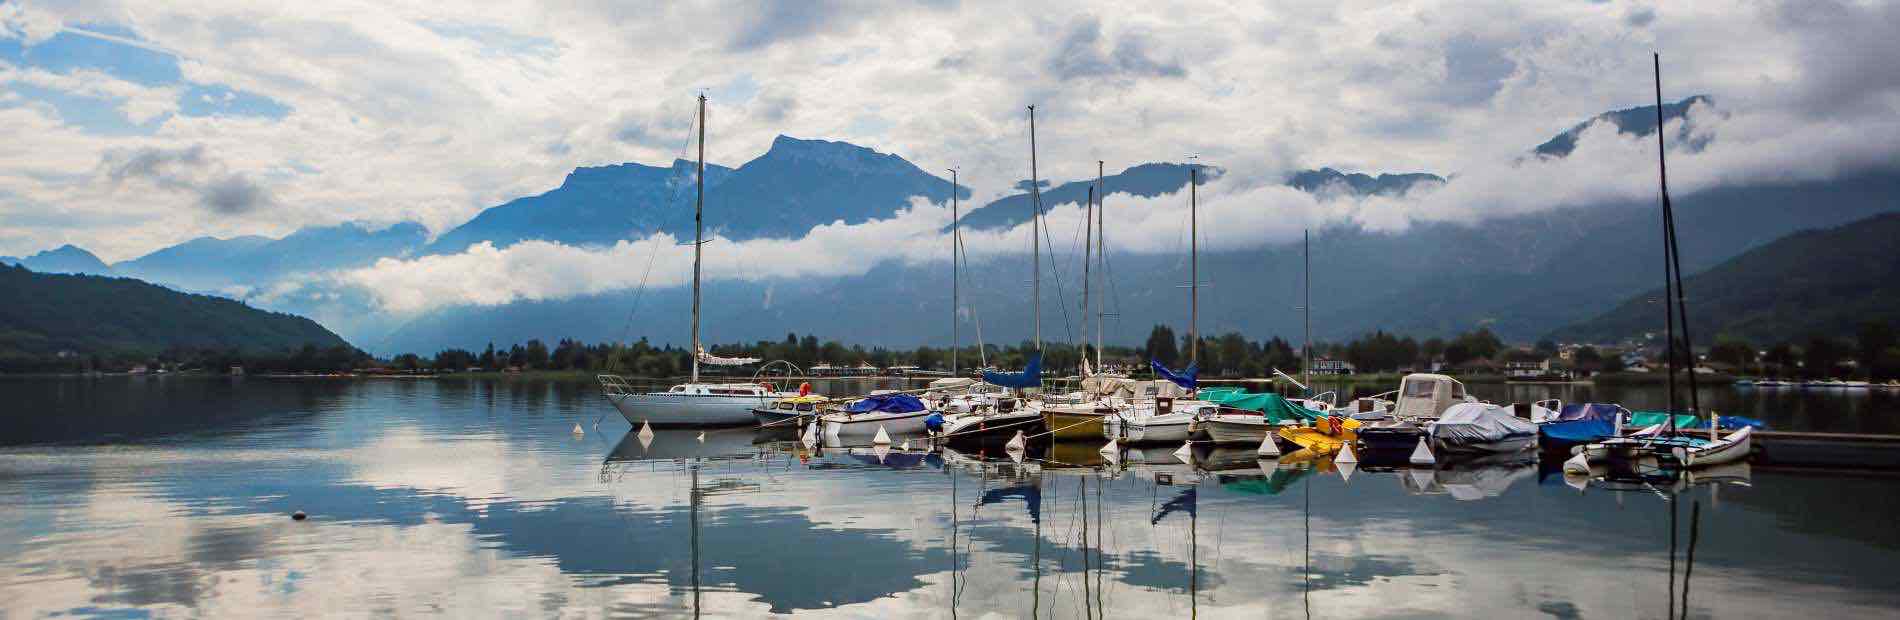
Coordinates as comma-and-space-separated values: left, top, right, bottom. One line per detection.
942, 105, 1050, 444
1041, 180, 1126, 440
1565, 55, 1752, 474
1110, 165, 1209, 443
598, 94, 789, 427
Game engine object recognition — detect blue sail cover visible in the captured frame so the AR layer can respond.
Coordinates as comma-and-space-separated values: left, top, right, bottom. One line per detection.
978, 484, 1042, 523
844, 393, 927, 414
983, 353, 1042, 389
1151, 487, 1197, 525
1151, 359, 1198, 390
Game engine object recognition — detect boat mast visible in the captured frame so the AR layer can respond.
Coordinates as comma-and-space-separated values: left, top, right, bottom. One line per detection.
950, 168, 959, 377
1654, 53, 1700, 423
1095, 160, 1105, 372
1028, 105, 1042, 352
1189, 164, 1199, 367
1082, 184, 1093, 376
1304, 229, 1312, 394
691, 93, 705, 384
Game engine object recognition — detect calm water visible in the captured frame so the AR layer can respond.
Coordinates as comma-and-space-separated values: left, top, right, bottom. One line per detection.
3, 376, 1899, 618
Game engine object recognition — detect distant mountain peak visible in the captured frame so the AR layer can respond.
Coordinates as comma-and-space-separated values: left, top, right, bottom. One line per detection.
756, 135, 919, 176
1535, 95, 1714, 158
16, 244, 113, 275
1287, 168, 1445, 196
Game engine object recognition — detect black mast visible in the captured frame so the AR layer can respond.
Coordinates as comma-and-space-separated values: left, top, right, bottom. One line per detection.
1654, 53, 1700, 425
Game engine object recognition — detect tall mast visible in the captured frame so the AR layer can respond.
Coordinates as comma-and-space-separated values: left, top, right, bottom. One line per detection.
949, 168, 959, 377
1189, 165, 1199, 367
690, 93, 705, 384
1028, 105, 1042, 352
1303, 229, 1311, 393
1095, 160, 1105, 371
1654, 53, 1700, 422
1082, 185, 1093, 375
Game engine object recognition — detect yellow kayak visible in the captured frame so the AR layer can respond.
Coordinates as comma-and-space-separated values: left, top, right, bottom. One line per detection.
1277, 417, 1361, 456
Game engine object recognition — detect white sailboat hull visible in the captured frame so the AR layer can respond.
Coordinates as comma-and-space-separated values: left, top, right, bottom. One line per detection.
1203, 417, 1272, 445
1109, 413, 1193, 443
610, 392, 776, 427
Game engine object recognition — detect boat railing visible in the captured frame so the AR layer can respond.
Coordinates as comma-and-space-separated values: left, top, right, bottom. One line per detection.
597, 374, 637, 398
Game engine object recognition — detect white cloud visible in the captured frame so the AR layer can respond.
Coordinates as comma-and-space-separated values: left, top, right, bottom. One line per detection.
0, 0, 1894, 270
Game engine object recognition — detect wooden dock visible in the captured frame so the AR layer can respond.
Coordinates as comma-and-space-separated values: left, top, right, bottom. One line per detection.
1753, 431, 1900, 470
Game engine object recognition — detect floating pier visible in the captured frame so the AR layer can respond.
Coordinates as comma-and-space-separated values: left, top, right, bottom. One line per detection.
1751, 431, 1900, 470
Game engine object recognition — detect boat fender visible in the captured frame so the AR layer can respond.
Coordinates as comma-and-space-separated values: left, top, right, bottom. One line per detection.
799, 382, 812, 396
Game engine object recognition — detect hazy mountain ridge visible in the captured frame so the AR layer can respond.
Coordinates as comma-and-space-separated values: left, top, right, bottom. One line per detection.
1553, 212, 1900, 345
113, 222, 428, 293
5, 245, 114, 276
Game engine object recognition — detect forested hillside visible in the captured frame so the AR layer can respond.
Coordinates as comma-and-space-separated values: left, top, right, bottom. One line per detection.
0, 264, 350, 368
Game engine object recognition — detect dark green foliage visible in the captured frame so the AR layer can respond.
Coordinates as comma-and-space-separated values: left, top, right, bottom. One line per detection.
0, 264, 350, 371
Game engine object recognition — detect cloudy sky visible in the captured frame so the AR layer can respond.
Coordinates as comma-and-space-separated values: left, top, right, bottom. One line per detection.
2, 0, 1897, 267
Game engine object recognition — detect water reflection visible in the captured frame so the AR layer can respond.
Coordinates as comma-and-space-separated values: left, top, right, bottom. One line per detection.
2, 378, 1899, 617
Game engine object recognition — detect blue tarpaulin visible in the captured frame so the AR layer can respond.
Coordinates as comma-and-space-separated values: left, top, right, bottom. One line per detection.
1557, 403, 1621, 422
983, 353, 1043, 389
1152, 359, 1198, 390
844, 393, 927, 414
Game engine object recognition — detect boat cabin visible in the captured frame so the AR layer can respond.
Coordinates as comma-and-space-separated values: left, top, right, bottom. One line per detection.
667, 383, 774, 397
1394, 373, 1470, 419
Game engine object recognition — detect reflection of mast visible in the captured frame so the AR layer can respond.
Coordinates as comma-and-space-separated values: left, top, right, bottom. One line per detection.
1080, 477, 1093, 620
1190, 481, 1198, 619
690, 461, 702, 618
1304, 467, 1311, 620
1682, 501, 1702, 620
1033, 474, 1043, 617
950, 467, 960, 619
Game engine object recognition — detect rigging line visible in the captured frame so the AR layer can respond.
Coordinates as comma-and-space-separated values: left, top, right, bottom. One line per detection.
957, 229, 988, 367
1038, 199, 1081, 350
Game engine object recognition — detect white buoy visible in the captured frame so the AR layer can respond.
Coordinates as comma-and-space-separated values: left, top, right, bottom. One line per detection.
1173, 441, 1194, 464
1408, 436, 1435, 467
638, 421, 655, 441
1336, 461, 1357, 483
1009, 448, 1026, 464
1005, 430, 1027, 452
801, 422, 818, 446
1256, 434, 1281, 458
874, 443, 891, 463
572, 423, 585, 436
697, 431, 706, 443
1333, 443, 1359, 465
1099, 439, 1119, 456
900, 439, 911, 451
872, 426, 892, 445
1562, 452, 1592, 476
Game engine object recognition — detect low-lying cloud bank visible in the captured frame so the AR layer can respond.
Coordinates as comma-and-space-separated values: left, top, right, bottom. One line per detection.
327, 96, 1900, 316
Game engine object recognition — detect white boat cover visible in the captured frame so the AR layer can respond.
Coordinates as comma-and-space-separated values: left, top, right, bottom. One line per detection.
1430, 403, 1537, 445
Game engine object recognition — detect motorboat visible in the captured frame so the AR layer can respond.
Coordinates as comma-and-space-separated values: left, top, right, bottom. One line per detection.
1392, 373, 1477, 420
1110, 397, 1215, 444
1536, 402, 1630, 452
823, 393, 934, 438
1276, 415, 1361, 455
1428, 402, 1538, 455
752, 394, 827, 427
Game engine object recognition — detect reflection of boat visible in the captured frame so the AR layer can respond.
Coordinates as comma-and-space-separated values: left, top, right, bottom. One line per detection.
1356, 418, 1425, 454
605, 428, 760, 462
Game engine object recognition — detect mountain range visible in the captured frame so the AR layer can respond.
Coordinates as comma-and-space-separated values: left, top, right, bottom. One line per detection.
12, 95, 1897, 355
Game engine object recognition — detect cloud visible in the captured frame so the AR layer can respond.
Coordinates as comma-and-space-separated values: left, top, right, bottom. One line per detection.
1046, 16, 1185, 81
0, 2, 63, 46
99, 144, 274, 215
2, 0, 1899, 265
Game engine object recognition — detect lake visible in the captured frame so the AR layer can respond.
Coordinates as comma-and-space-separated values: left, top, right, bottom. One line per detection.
2, 376, 1898, 617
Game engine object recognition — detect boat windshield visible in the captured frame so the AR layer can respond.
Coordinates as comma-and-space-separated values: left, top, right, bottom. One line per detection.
1405, 380, 1435, 398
